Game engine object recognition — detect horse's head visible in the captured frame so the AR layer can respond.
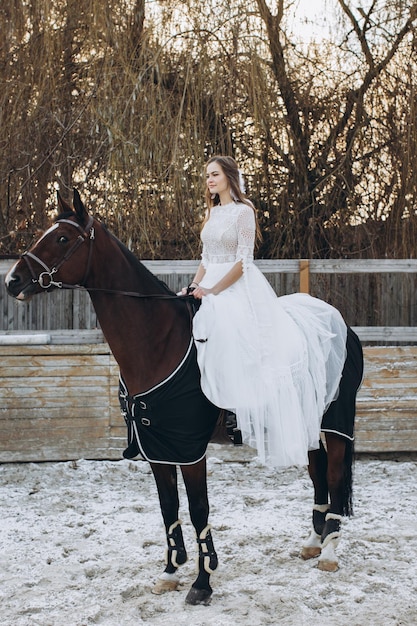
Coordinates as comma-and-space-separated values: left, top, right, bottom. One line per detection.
6, 189, 96, 301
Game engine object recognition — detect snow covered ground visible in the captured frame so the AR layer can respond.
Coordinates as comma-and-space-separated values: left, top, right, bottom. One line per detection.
1, 446, 416, 626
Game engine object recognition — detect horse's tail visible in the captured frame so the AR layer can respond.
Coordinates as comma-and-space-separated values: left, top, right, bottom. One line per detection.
342, 438, 355, 517
341, 326, 363, 517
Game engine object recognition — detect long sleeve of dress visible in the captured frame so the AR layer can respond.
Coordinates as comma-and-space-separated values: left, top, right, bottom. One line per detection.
235, 205, 255, 269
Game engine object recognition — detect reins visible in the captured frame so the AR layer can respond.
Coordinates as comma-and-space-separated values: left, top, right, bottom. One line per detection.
21, 215, 195, 303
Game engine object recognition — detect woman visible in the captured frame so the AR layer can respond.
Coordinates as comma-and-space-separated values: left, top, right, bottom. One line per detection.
183, 155, 347, 467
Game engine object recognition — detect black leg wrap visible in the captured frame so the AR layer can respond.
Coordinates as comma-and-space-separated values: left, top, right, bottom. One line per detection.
197, 525, 218, 574
312, 504, 330, 535
165, 520, 187, 568
322, 514, 341, 543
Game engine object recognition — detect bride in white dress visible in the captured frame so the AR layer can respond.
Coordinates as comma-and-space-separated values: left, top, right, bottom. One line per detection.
184, 156, 347, 468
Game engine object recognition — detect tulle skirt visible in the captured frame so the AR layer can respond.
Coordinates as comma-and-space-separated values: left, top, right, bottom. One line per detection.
192, 262, 347, 467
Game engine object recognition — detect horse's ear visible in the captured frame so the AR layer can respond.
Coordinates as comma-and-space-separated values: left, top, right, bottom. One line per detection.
73, 188, 89, 224
57, 191, 72, 214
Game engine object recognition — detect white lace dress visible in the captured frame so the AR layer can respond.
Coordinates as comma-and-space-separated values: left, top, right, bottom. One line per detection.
192, 201, 347, 467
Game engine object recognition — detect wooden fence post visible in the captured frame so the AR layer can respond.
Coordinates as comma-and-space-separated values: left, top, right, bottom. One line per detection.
299, 259, 310, 293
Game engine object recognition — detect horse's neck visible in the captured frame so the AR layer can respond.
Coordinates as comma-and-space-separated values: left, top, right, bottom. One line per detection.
88, 240, 190, 395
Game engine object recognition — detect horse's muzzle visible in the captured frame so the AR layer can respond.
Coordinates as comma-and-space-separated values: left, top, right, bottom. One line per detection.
5, 263, 35, 301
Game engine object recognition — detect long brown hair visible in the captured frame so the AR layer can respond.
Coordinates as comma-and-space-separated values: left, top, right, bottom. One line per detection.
203, 155, 261, 242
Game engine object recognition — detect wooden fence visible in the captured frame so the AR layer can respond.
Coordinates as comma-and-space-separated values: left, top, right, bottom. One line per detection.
1, 258, 417, 461
2, 259, 417, 339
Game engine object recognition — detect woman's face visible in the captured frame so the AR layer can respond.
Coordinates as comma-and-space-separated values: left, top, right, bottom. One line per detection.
206, 161, 229, 196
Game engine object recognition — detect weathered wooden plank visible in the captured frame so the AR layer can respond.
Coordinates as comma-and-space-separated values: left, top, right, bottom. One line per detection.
50, 330, 104, 344
308, 259, 417, 273
357, 431, 417, 444
355, 412, 417, 426
361, 347, 417, 371
0, 407, 110, 420
0, 446, 116, 463
356, 431, 417, 445
0, 342, 109, 356
0, 333, 51, 345
140, 259, 417, 274
0, 355, 111, 373
4, 258, 417, 275
0, 418, 109, 436
0, 395, 112, 409
361, 344, 417, 358
359, 398, 417, 410
0, 377, 111, 391
356, 435, 417, 450
353, 327, 417, 342
1, 326, 416, 344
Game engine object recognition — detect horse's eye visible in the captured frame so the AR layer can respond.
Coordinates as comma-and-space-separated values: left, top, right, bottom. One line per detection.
58, 235, 69, 244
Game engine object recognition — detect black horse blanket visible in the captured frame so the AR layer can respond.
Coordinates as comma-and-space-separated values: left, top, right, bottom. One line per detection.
119, 340, 220, 465
321, 326, 364, 441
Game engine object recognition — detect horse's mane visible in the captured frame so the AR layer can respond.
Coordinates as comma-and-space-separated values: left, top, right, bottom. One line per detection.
105, 226, 175, 296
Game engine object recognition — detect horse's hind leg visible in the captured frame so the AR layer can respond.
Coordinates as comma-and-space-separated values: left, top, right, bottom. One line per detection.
303, 434, 350, 570
318, 433, 349, 572
301, 442, 330, 560
180, 458, 218, 606
150, 463, 188, 594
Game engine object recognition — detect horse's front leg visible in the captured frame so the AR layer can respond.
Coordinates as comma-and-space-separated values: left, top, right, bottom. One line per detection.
180, 458, 218, 606
150, 462, 188, 594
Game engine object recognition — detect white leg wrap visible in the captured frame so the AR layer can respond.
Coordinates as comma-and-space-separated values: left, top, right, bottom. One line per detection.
196, 524, 218, 575
321, 531, 340, 550
325, 512, 343, 522
160, 572, 180, 582
304, 529, 322, 549
313, 503, 330, 514
164, 519, 184, 568
318, 536, 339, 571
318, 513, 342, 571
301, 528, 322, 560
202, 557, 215, 575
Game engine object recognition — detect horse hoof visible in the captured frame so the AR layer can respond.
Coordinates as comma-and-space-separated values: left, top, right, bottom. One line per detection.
185, 587, 212, 606
152, 576, 180, 595
301, 546, 321, 560
318, 529, 340, 571
318, 559, 339, 572
301, 529, 322, 560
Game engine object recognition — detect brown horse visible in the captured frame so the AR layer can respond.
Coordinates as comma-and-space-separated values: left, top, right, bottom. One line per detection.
5, 190, 363, 601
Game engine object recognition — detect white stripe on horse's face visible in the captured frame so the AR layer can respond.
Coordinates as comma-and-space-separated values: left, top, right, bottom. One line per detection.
5, 223, 59, 292
5, 262, 18, 287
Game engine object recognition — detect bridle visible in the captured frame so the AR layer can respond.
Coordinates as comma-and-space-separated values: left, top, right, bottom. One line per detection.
19, 215, 197, 306
22, 215, 95, 290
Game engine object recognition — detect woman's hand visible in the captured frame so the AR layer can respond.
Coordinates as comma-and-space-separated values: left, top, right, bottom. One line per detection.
176, 281, 200, 296
192, 286, 215, 299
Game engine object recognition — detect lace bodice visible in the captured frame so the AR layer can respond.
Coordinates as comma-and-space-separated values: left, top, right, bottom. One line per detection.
201, 202, 256, 267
